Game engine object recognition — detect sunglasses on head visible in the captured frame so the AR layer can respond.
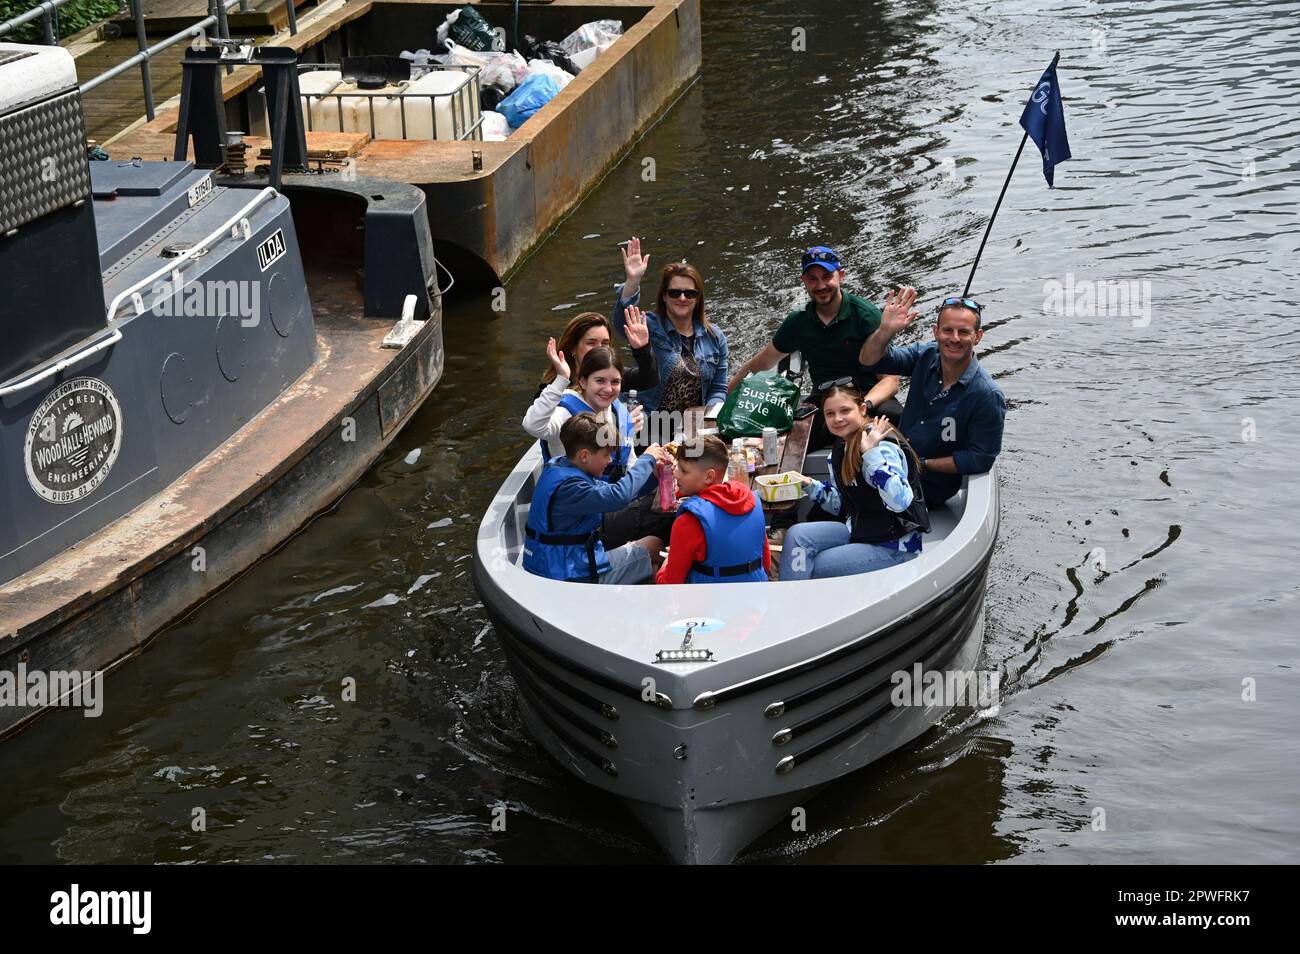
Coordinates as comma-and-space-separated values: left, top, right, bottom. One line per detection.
665, 288, 700, 300
938, 296, 983, 314
814, 376, 855, 394
803, 249, 838, 265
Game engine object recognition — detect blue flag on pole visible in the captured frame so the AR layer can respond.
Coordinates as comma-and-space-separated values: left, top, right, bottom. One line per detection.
1019, 56, 1071, 187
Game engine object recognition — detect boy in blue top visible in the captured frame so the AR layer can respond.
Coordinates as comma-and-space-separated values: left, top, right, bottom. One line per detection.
522, 413, 671, 584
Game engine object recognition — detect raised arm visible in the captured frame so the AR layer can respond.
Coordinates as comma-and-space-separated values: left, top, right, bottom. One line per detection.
862, 439, 914, 513
859, 287, 920, 367
522, 339, 572, 440
613, 236, 651, 337
622, 342, 660, 391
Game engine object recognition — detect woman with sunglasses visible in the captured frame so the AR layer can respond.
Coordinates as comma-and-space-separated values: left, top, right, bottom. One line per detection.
779, 382, 930, 581
612, 237, 730, 427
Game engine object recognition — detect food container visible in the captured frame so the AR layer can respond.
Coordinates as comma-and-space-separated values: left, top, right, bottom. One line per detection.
754, 472, 806, 504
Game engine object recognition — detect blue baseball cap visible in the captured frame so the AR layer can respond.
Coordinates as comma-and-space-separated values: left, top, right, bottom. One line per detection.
801, 246, 842, 274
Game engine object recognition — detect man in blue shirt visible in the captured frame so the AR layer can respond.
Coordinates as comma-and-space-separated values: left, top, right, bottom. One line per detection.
858, 288, 1006, 505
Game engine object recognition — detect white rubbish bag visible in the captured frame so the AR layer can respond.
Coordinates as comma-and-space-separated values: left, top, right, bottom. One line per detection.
480, 110, 511, 141
559, 19, 623, 69
479, 50, 528, 95
525, 58, 573, 91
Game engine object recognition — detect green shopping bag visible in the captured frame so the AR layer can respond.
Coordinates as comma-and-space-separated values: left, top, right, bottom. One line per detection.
716, 371, 800, 439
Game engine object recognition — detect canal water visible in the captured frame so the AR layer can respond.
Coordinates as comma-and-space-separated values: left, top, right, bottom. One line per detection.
2, 0, 1296, 864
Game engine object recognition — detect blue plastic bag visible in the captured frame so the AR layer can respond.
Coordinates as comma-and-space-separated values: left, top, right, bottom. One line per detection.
498, 73, 560, 128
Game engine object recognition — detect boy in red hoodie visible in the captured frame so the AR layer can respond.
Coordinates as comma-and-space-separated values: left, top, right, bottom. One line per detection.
656, 436, 771, 585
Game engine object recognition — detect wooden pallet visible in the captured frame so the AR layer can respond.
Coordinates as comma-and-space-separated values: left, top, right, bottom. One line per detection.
110, 0, 314, 36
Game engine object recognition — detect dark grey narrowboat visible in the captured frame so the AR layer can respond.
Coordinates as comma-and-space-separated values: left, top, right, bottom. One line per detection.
0, 41, 445, 738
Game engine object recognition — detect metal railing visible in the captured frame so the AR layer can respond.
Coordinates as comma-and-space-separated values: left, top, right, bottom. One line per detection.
299, 63, 484, 142
1, 0, 301, 123
104, 186, 278, 321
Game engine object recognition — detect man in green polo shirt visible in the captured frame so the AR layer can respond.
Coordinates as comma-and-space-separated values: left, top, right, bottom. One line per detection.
727, 246, 901, 450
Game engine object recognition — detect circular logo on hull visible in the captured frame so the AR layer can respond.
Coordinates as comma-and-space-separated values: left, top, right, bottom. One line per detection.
25, 377, 124, 504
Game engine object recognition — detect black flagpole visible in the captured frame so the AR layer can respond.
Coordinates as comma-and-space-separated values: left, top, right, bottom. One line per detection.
963, 50, 1060, 298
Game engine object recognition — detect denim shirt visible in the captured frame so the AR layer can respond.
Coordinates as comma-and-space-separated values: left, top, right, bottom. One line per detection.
613, 284, 730, 413
863, 341, 1006, 504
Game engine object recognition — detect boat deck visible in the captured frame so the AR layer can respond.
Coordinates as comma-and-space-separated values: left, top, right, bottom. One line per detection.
0, 263, 415, 655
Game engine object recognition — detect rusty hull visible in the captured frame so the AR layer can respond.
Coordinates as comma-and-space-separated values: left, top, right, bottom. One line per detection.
0, 267, 444, 739
103, 0, 702, 283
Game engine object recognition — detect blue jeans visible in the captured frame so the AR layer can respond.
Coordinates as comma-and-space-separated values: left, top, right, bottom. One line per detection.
599, 542, 652, 584
779, 522, 918, 580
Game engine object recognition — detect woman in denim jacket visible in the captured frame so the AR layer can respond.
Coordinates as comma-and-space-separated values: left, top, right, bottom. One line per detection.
612, 237, 730, 426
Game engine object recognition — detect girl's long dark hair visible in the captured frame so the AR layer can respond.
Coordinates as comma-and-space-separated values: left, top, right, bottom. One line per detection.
575, 346, 625, 464
543, 312, 614, 385
822, 383, 920, 486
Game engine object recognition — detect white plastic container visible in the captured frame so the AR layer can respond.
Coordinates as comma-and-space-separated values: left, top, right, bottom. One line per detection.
298, 70, 344, 133
330, 80, 402, 138
402, 69, 481, 140
323, 70, 480, 140
754, 472, 806, 505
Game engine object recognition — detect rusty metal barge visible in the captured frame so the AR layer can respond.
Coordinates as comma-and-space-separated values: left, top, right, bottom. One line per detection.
101, 0, 702, 285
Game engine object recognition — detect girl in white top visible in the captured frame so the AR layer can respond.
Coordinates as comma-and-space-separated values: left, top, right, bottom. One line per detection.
524, 318, 653, 462
523, 308, 653, 446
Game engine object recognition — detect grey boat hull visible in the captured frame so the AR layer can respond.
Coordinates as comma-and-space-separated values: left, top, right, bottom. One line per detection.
472, 447, 999, 864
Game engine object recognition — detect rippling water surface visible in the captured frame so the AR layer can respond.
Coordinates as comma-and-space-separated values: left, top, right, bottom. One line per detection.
2, 0, 1297, 864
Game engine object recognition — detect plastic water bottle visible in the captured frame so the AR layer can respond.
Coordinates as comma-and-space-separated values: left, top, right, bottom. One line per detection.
727, 438, 748, 483
625, 390, 641, 443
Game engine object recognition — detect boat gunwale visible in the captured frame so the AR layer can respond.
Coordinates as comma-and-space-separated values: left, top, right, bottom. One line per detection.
696, 543, 995, 709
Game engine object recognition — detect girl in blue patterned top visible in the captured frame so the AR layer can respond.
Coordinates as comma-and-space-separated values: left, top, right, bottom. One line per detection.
780, 383, 930, 580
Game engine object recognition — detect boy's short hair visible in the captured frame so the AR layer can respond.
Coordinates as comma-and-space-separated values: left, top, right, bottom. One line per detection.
560, 412, 615, 458
674, 435, 729, 475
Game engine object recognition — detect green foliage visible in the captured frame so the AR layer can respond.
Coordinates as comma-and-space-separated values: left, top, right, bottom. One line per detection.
0, 0, 121, 44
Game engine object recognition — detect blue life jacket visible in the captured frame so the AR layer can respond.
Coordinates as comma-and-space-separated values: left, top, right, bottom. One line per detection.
521, 460, 610, 582
679, 490, 768, 584
538, 394, 634, 482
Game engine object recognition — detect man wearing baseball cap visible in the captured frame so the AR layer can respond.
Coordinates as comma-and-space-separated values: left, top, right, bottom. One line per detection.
727, 245, 902, 450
